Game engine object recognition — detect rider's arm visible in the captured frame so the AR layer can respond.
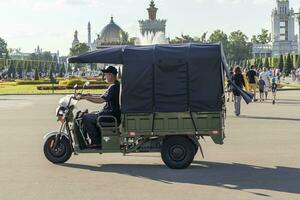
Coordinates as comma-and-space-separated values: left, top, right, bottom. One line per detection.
81, 95, 105, 104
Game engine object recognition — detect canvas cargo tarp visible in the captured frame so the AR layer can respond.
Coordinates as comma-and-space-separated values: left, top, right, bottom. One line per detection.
69, 43, 225, 113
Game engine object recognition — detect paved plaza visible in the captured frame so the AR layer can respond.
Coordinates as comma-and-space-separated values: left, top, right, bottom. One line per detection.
0, 91, 300, 200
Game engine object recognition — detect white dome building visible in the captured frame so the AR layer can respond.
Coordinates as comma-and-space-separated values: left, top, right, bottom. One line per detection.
100, 17, 123, 44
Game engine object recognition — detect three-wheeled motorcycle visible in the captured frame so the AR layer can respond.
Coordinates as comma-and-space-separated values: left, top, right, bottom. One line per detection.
43, 43, 252, 169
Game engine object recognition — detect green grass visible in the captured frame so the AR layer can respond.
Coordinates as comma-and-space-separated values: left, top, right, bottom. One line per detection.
281, 83, 300, 89
0, 82, 106, 94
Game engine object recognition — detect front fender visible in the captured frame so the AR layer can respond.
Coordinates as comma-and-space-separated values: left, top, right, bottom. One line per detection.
43, 131, 69, 141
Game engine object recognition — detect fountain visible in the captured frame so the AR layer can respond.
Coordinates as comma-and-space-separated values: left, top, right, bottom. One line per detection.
135, 31, 169, 45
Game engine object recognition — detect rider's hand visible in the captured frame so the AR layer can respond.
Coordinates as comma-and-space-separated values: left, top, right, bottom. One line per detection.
83, 93, 92, 97
75, 94, 83, 100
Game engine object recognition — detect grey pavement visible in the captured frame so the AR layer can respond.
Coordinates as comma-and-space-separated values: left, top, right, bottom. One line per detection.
0, 91, 300, 200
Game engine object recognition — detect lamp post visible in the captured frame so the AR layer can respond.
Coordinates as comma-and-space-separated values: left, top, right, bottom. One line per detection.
293, 11, 300, 56
297, 12, 300, 56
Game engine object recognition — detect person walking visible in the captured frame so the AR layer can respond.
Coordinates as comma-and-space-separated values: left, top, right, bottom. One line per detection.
246, 65, 258, 101
271, 77, 278, 104
232, 66, 246, 116
226, 67, 234, 102
258, 76, 266, 102
259, 67, 271, 100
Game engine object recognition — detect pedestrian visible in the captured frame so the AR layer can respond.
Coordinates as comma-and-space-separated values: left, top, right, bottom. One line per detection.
226, 67, 234, 102
258, 76, 266, 102
246, 65, 258, 101
271, 77, 278, 104
232, 66, 246, 116
259, 67, 271, 100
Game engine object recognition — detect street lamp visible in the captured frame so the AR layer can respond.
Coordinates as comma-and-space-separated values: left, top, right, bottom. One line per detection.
295, 11, 300, 55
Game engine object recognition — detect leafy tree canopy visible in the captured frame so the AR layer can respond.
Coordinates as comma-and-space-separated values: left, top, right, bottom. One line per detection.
69, 43, 90, 56
0, 37, 8, 58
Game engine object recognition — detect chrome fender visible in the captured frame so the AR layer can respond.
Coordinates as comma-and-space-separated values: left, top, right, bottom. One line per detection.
43, 131, 69, 141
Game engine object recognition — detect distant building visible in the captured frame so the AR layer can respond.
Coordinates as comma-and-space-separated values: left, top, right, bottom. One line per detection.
253, 0, 299, 58
71, 1, 167, 50
138, 0, 166, 36
10, 45, 59, 62
72, 16, 125, 51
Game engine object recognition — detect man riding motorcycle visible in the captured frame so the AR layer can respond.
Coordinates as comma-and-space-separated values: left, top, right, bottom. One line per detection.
76, 66, 120, 148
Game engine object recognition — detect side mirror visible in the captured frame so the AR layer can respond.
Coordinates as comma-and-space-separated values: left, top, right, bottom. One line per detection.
84, 81, 90, 87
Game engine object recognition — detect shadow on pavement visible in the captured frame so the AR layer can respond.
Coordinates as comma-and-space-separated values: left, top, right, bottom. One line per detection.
238, 115, 300, 122
60, 161, 300, 196
0, 99, 26, 101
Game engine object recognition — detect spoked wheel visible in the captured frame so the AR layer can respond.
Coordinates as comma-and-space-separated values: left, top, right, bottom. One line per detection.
161, 136, 195, 169
43, 135, 72, 164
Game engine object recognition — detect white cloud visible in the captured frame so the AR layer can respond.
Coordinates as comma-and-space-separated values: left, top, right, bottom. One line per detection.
56, 0, 102, 6
216, 0, 243, 4
31, 0, 104, 11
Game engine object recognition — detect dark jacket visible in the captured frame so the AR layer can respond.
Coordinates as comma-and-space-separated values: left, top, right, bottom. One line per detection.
232, 74, 245, 96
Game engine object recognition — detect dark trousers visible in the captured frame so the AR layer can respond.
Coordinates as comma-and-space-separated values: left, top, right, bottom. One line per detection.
82, 113, 118, 145
82, 113, 100, 144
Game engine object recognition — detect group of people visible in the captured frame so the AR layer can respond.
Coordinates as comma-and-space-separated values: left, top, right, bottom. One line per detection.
227, 65, 279, 116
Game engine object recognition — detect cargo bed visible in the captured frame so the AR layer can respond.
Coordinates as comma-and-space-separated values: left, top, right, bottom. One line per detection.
122, 112, 225, 144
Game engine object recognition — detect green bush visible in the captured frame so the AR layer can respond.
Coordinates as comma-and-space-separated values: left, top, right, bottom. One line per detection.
59, 79, 107, 86
16, 79, 58, 85
59, 79, 85, 87
89, 80, 106, 84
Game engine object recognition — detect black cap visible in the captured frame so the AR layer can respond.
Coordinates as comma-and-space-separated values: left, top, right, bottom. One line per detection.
101, 66, 118, 75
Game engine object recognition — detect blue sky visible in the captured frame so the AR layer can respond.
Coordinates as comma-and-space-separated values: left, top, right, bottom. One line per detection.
0, 0, 299, 56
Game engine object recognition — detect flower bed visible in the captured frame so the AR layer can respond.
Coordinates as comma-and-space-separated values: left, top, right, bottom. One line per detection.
37, 84, 108, 90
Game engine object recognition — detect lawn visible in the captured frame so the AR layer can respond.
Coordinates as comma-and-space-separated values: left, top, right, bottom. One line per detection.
0, 82, 106, 94
282, 83, 300, 89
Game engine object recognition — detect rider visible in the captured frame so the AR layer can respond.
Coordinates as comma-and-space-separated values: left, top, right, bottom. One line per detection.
77, 66, 121, 148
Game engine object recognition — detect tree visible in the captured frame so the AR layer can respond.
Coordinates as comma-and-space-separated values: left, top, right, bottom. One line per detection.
278, 54, 284, 72
209, 30, 229, 56
53, 54, 58, 63
67, 64, 72, 74
49, 64, 55, 80
283, 53, 293, 76
256, 29, 271, 44
16, 62, 23, 79
264, 57, 270, 69
7, 61, 16, 78
0, 37, 8, 58
200, 32, 208, 43
55, 63, 60, 74
34, 68, 39, 80
258, 58, 263, 69
251, 35, 259, 43
170, 34, 195, 44
69, 43, 90, 70
228, 30, 252, 64
120, 31, 129, 44
69, 43, 90, 56
59, 63, 66, 77
296, 55, 300, 69
41, 51, 53, 61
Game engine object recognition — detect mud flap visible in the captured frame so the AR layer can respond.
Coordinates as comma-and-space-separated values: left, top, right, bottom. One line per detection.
188, 135, 204, 158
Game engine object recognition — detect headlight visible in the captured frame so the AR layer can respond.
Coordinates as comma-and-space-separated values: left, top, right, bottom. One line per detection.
55, 106, 67, 117
57, 115, 65, 123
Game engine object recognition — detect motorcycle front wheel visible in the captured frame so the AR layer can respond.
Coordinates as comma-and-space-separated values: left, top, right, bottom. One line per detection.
43, 135, 72, 164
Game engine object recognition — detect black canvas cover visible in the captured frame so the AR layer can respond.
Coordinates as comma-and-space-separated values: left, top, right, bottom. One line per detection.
69, 43, 226, 113
68, 46, 124, 64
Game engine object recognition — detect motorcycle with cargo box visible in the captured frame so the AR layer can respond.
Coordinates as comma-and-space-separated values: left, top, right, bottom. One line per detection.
43, 43, 249, 169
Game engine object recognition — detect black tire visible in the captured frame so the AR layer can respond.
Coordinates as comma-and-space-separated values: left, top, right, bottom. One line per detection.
43, 135, 72, 164
193, 144, 199, 155
161, 136, 195, 169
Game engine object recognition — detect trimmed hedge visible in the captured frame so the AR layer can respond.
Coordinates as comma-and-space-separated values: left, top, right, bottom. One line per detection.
37, 84, 108, 90
16, 80, 58, 85
59, 79, 106, 87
